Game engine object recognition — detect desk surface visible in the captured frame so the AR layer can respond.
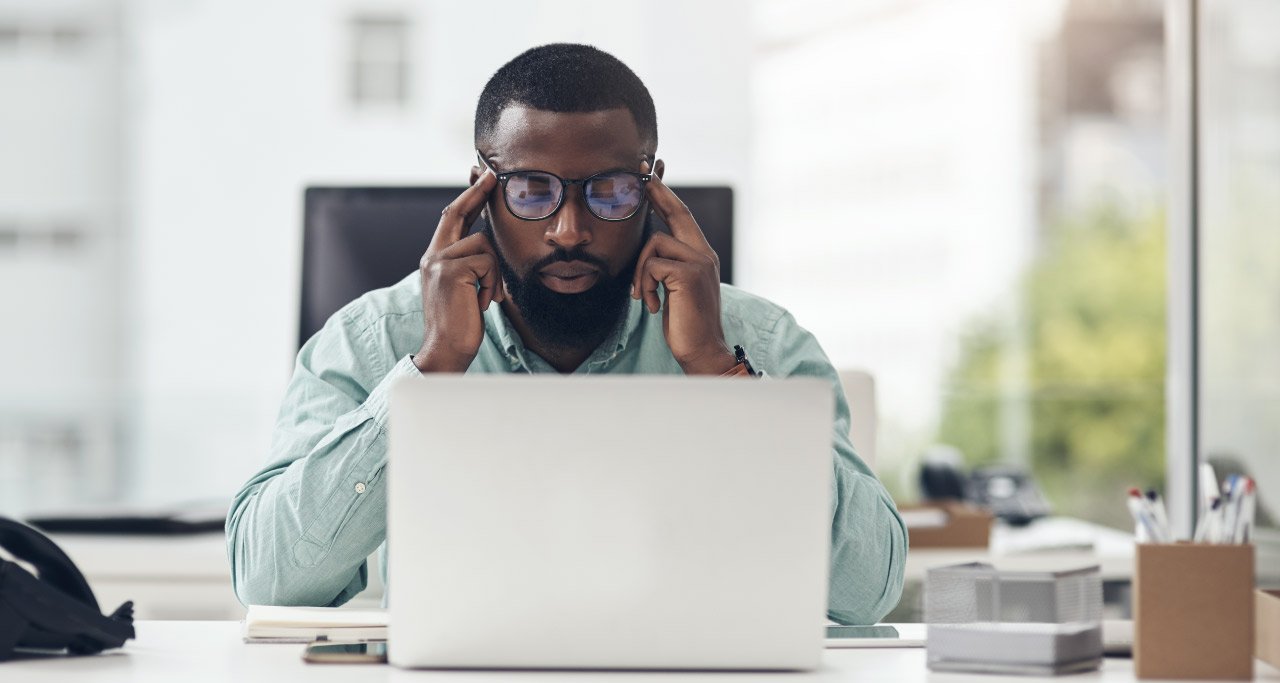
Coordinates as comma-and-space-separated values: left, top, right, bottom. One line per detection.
7, 621, 1279, 682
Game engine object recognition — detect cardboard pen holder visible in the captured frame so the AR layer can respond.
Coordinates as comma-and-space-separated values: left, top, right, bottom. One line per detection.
1258, 589, 1280, 670
1134, 543, 1255, 680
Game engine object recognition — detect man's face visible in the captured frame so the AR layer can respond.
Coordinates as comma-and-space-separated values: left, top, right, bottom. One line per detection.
473, 106, 656, 349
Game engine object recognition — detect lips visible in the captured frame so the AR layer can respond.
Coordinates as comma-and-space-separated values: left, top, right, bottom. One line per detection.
539, 260, 601, 294
539, 261, 599, 278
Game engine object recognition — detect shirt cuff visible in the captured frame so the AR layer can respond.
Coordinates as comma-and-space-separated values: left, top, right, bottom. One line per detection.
360, 354, 423, 429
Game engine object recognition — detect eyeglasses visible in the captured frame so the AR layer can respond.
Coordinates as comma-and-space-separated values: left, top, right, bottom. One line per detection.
476, 151, 657, 222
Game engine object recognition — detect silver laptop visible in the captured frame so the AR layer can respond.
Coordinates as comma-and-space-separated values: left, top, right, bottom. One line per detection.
387, 375, 833, 670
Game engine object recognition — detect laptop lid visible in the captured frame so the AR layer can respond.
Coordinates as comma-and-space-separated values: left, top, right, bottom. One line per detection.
387, 375, 833, 670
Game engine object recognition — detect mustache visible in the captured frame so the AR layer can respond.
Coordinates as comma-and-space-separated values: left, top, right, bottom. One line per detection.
530, 247, 612, 275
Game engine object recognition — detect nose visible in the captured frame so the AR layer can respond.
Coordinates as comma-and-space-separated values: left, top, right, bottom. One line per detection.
544, 184, 592, 250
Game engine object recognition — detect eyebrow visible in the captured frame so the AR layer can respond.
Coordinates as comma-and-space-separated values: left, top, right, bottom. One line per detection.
493, 162, 636, 178
480, 151, 642, 178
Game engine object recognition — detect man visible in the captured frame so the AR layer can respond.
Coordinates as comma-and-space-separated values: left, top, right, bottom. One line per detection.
227, 43, 905, 625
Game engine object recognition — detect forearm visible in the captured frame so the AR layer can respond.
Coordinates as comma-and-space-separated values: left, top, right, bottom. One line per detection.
227, 421, 388, 606
827, 461, 907, 625
226, 355, 419, 607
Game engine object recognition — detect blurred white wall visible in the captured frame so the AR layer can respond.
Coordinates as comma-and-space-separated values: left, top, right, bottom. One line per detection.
0, 0, 124, 509
122, 0, 751, 503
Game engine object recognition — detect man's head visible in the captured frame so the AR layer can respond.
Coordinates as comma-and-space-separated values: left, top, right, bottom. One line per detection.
472, 44, 661, 351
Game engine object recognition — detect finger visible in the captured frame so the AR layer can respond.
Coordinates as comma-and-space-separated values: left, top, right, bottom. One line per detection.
642, 257, 696, 288
490, 267, 506, 304
477, 255, 494, 311
645, 230, 710, 262
428, 169, 496, 252
632, 232, 714, 299
645, 171, 713, 253
430, 237, 502, 313
449, 252, 501, 311
640, 257, 701, 314
632, 235, 658, 299
435, 231, 499, 260
638, 258, 663, 314
434, 233, 508, 306
633, 236, 662, 313
484, 233, 507, 304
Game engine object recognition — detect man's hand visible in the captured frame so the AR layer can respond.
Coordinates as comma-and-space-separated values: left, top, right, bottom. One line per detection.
632, 166, 737, 376
413, 170, 503, 374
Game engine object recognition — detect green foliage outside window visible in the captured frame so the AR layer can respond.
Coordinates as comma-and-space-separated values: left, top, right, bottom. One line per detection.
936, 204, 1166, 529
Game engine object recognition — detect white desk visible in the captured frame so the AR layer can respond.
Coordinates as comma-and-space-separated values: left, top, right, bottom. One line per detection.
7, 621, 1279, 682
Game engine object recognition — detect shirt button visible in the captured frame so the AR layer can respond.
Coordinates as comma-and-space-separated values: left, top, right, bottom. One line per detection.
354, 482, 366, 494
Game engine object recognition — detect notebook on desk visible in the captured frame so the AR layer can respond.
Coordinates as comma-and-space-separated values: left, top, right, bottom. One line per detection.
242, 605, 387, 643
387, 375, 835, 671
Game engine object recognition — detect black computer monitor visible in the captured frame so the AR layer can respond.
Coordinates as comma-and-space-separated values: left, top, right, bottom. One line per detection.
299, 186, 734, 348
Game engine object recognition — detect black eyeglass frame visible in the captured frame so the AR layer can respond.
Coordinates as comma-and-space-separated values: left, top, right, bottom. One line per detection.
476, 151, 658, 222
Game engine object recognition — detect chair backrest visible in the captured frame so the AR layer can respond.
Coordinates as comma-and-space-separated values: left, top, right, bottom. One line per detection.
837, 369, 877, 470
299, 186, 734, 349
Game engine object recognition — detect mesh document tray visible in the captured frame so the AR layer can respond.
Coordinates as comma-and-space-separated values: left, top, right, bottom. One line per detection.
924, 562, 1103, 674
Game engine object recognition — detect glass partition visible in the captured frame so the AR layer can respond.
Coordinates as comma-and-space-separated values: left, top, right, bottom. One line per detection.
1198, 0, 1280, 557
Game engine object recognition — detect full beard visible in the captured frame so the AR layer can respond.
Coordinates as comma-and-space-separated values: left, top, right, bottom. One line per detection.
484, 217, 649, 351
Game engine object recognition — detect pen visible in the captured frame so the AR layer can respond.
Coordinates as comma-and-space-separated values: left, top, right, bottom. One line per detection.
1238, 478, 1256, 543
1229, 477, 1255, 543
1144, 489, 1171, 543
1193, 497, 1220, 543
1209, 498, 1224, 544
1219, 476, 1239, 544
1127, 488, 1162, 543
1198, 463, 1218, 521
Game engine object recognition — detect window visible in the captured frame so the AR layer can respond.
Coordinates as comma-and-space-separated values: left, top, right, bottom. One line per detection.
348, 15, 411, 109
752, 0, 1167, 529
1198, 0, 1280, 550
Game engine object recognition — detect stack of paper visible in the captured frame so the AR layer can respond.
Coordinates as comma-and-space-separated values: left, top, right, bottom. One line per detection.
242, 605, 388, 643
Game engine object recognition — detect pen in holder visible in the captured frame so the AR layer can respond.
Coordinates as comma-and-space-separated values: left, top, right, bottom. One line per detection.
1133, 542, 1254, 680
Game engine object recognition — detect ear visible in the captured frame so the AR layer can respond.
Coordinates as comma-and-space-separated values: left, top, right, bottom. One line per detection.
469, 165, 483, 185
653, 158, 665, 180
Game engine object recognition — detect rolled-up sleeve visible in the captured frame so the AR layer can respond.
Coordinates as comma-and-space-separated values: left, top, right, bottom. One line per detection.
759, 310, 907, 625
225, 309, 419, 607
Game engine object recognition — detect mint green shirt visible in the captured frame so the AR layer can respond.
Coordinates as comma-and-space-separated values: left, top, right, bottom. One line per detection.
226, 272, 906, 624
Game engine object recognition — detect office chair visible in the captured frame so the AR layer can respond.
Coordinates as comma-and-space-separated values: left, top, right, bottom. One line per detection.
299, 186, 734, 349
837, 369, 878, 470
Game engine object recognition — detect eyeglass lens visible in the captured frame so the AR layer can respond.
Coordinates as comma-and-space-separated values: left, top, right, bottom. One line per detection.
504, 171, 645, 220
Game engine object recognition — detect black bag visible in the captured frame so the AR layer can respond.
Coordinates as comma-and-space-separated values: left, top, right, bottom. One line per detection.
0, 517, 135, 660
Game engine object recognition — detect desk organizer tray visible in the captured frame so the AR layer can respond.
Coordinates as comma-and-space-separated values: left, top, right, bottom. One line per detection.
925, 562, 1103, 675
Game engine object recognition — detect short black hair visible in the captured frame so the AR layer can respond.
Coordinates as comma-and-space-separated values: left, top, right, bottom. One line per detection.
474, 43, 658, 152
